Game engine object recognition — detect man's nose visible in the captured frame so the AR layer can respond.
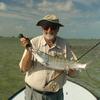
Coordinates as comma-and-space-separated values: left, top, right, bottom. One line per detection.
47, 27, 53, 32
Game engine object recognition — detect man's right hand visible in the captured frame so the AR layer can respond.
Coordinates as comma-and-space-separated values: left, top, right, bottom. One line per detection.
20, 37, 30, 48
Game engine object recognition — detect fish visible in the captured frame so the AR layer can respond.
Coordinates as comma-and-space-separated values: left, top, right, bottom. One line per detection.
32, 50, 87, 71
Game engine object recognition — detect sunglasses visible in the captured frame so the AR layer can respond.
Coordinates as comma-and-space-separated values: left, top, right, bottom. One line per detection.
42, 25, 59, 31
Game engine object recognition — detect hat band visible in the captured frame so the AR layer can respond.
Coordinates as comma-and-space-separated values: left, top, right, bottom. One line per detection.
43, 19, 59, 23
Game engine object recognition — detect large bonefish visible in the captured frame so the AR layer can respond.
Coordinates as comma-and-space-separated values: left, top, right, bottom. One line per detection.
32, 50, 87, 71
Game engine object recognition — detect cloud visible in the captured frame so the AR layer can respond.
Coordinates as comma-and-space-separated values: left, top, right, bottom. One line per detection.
0, 12, 33, 21
18, 0, 33, 8
56, 1, 74, 12
0, 2, 7, 10
37, 0, 76, 13
72, 0, 100, 10
72, 0, 99, 5
25, 0, 33, 8
36, 0, 100, 14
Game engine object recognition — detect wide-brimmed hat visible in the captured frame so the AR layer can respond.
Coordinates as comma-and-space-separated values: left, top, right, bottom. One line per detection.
36, 14, 64, 27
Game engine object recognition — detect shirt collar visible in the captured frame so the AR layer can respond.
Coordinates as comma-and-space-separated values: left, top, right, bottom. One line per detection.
41, 35, 47, 46
41, 35, 62, 49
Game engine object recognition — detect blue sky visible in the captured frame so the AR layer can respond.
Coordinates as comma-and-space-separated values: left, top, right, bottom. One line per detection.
0, 0, 100, 39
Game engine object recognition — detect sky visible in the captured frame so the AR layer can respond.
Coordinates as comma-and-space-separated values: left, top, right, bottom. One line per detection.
0, 0, 100, 39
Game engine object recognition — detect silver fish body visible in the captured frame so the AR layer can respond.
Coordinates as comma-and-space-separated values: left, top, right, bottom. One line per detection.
32, 50, 87, 71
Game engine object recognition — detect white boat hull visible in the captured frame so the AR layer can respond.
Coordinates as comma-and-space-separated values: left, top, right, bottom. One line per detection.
9, 80, 97, 100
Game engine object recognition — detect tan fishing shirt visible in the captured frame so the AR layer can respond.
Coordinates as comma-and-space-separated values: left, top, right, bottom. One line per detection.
19, 35, 76, 92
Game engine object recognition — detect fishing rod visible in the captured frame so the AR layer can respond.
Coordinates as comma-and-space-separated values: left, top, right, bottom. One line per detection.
76, 40, 100, 85
77, 41, 100, 61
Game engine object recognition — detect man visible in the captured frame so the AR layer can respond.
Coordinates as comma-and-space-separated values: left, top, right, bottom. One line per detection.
19, 14, 77, 100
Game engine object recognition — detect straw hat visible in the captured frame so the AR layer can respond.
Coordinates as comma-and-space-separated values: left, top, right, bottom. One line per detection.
36, 14, 64, 27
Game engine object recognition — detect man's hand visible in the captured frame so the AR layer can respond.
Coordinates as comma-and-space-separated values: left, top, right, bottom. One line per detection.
20, 37, 30, 48
68, 69, 78, 77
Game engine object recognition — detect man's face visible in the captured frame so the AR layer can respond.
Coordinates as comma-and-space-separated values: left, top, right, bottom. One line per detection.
42, 25, 59, 41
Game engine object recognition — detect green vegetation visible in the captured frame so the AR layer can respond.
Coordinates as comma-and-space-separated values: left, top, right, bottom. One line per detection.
0, 37, 100, 100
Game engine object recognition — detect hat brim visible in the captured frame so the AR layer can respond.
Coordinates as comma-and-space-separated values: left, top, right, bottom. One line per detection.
36, 20, 64, 27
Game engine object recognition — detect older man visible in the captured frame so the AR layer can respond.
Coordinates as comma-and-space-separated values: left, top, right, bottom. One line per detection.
19, 14, 77, 100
